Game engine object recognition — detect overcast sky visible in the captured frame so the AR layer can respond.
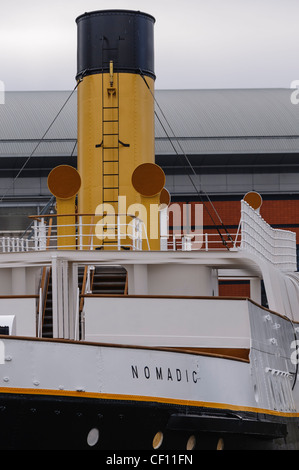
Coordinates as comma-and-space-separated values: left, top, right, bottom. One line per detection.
0, 0, 298, 91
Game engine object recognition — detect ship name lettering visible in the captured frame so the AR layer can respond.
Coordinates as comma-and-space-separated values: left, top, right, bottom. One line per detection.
131, 365, 198, 383
156, 367, 163, 380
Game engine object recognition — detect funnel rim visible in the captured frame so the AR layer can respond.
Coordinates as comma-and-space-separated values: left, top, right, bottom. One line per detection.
76, 9, 155, 24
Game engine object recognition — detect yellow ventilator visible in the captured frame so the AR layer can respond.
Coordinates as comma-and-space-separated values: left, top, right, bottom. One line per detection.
48, 165, 81, 249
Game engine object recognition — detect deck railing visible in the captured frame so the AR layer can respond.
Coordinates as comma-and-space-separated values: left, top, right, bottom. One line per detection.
0, 226, 240, 253
240, 200, 297, 272
0, 213, 148, 252
0, 201, 296, 272
162, 232, 240, 251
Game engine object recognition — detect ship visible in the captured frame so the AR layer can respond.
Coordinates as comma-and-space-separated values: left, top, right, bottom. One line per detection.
0, 9, 299, 451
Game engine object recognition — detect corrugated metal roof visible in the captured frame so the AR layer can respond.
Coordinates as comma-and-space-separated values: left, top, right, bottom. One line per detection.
0, 91, 77, 140
0, 88, 298, 157
155, 89, 299, 137
154, 88, 299, 154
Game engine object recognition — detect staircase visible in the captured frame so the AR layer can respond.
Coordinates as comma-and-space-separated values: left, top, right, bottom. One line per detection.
40, 265, 127, 338
41, 267, 53, 338
88, 265, 127, 295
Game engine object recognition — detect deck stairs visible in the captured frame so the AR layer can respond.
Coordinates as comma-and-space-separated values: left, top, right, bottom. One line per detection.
41, 265, 127, 338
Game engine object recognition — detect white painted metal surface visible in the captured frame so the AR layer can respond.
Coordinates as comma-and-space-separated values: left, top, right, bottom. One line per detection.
84, 296, 251, 348
0, 337, 257, 411
0, 298, 35, 336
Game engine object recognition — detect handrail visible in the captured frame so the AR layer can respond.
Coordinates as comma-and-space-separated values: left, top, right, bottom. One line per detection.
28, 212, 139, 220
240, 199, 297, 272
0, 229, 241, 253
164, 232, 241, 251
5, 212, 148, 252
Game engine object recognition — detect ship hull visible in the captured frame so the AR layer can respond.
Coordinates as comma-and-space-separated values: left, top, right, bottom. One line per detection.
0, 336, 298, 450
0, 392, 297, 450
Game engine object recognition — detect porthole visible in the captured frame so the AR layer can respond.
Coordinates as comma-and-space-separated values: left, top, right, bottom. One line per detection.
87, 427, 99, 447
217, 437, 224, 450
152, 431, 163, 449
186, 435, 196, 450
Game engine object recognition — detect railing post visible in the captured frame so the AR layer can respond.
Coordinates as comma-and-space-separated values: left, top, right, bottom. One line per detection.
39, 220, 47, 250
132, 218, 136, 250
85, 266, 93, 293
74, 287, 80, 341
182, 235, 192, 251
205, 233, 208, 251
117, 214, 121, 250
33, 220, 38, 251
78, 216, 83, 250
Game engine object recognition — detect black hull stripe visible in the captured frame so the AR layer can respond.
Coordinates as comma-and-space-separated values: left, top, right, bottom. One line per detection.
0, 387, 298, 419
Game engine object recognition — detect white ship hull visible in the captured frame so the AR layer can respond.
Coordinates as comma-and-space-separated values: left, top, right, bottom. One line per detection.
0, 334, 298, 450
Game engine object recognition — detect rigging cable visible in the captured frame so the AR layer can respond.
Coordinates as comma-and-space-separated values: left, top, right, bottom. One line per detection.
0, 82, 79, 203
139, 71, 233, 250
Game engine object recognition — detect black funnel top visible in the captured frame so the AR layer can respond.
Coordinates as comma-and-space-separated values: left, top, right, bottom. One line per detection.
76, 9, 155, 80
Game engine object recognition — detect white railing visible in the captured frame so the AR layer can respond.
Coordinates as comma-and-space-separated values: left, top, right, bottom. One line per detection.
0, 213, 148, 252
1, 236, 30, 252
1, 229, 239, 253
162, 232, 240, 251
240, 199, 297, 272
1, 202, 296, 269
